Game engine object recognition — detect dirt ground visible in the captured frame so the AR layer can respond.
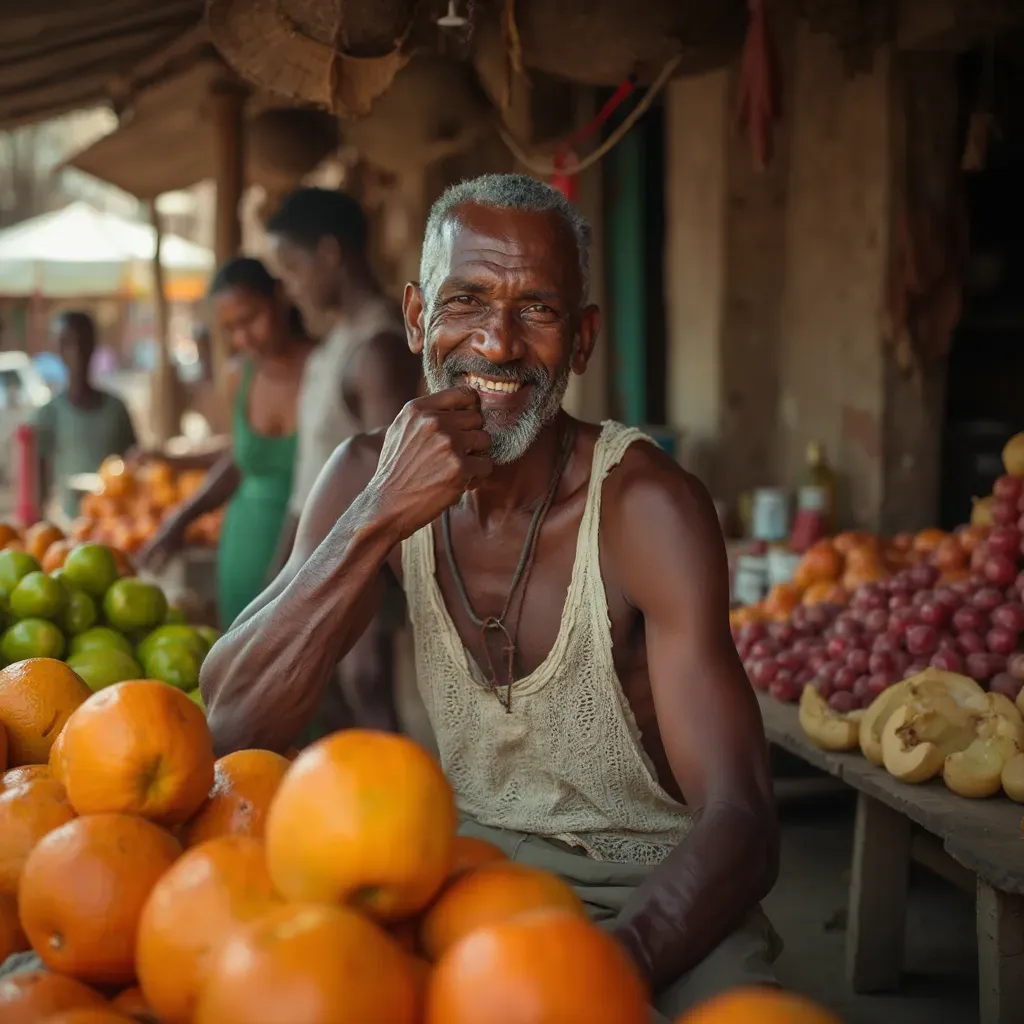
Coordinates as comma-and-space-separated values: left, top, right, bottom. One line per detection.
768, 792, 978, 1024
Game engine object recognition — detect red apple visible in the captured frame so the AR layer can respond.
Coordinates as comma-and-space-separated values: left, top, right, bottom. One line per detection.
989, 673, 1024, 701
930, 649, 965, 673
829, 691, 858, 713
991, 497, 1018, 526
906, 624, 939, 656
971, 587, 1006, 613
986, 627, 1019, 656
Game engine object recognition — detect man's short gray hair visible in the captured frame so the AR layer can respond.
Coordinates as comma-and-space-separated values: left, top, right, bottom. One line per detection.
418, 173, 590, 306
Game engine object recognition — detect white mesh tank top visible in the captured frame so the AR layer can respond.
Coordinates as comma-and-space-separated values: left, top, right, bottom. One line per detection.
400, 421, 693, 865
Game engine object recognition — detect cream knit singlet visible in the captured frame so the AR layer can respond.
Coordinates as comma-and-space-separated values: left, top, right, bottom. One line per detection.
400, 421, 693, 865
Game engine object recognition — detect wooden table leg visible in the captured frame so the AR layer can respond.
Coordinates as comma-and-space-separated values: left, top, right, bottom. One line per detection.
845, 793, 911, 993
977, 881, 1024, 1024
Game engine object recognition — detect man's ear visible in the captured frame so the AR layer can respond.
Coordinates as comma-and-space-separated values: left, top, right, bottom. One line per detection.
403, 282, 425, 356
571, 304, 600, 375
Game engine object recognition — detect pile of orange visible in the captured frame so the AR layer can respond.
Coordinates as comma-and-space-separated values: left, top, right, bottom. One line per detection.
71, 456, 222, 554
0, 659, 843, 1024
0, 521, 133, 579
731, 526, 987, 628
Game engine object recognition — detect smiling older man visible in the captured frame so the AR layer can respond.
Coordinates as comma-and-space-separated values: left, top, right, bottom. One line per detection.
199, 173, 782, 1017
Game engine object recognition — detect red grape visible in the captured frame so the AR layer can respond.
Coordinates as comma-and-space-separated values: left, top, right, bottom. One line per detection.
958, 630, 986, 655
992, 604, 1024, 634
846, 648, 870, 674
984, 554, 1019, 588
993, 475, 1024, 503
987, 527, 1022, 559
906, 624, 939, 656
990, 673, 1024, 700
829, 691, 858, 713
952, 606, 988, 633
971, 587, 1006, 613
929, 649, 965, 673
986, 627, 1019, 657
833, 666, 858, 692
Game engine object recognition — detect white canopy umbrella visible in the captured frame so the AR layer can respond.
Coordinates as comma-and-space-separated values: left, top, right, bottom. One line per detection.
0, 202, 213, 298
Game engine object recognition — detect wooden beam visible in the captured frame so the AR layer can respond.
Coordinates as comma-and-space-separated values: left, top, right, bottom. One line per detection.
148, 200, 177, 446
210, 74, 247, 401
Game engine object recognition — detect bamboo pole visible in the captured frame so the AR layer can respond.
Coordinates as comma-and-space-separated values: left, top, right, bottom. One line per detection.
149, 199, 176, 447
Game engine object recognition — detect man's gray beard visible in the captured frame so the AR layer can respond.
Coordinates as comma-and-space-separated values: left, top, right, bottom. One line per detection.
422, 352, 571, 465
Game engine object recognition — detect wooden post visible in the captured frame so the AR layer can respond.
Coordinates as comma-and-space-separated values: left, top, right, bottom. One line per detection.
149, 200, 176, 447
210, 75, 247, 402
977, 880, 1024, 1024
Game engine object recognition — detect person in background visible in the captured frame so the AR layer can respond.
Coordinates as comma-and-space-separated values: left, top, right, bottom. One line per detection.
137, 257, 315, 627
32, 312, 138, 521
265, 187, 421, 733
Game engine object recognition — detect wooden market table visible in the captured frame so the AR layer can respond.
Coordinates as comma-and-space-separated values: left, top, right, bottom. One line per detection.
757, 693, 1024, 1024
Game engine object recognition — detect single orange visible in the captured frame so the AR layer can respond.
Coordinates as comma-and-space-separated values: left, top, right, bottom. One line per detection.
447, 835, 507, 879
136, 835, 282, 1024
0, 971, 105, 1022
426, 909, 649, 1024
675, 988, 844, 1023
24, 523, 65, 563
420, 861, 586, 962
194, 903, 419, 1024
180, 749, 291, 847
1, 764, 51, 791
0, 777, 75, 894
0, 659, 92, 767
19, 812, 181, 987
60, 680, 214, 826
0, 523, 19, 549
41, 539, 73, 573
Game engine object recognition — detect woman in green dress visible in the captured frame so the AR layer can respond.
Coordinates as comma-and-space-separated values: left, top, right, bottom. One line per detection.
138, 258, 314, 626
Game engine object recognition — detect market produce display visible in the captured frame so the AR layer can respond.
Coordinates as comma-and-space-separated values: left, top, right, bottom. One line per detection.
73, 456, 223, 554
1, 670, 851, 1024
736, 432, 1024, 802
1, 522, 214, 701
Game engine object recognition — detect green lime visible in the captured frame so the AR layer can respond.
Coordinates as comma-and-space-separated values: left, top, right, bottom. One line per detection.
142, 641, 201, 691
68, 626, 135, 659
57, 589, 99, 636
66, 648, 143, 692
1, 618, 66, 662
164, 605, 187, 625
196, 625, 220, 651
0, 550, 42, 593
49, 568, 81, 592
8, 571, 68, 621
102, 578, 168, 634
186, 687, 206, 711
62, 544, 118, 598
137, 624, 208, 664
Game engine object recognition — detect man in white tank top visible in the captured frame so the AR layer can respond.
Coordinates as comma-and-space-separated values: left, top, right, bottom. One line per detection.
266, 188, 421, 735
203, 175, 781, 1018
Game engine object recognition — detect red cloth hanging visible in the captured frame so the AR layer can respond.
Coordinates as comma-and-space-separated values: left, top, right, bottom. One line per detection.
735, 0, 782, 170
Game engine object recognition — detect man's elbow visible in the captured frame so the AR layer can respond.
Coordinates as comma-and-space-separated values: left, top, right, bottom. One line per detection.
753, 798, 781, 900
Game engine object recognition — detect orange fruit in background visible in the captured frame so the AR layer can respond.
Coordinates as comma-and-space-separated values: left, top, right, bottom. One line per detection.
832, 531, 873, 555
194, 902, 419, 1024
791, 540, 842, 591
265, 730, 456, 921
60, 680, 214, 826
0, 523, 19, 548
49, 726, 67, 784
69, 518, 95, 543
34, 1011, 134, 1023
426, 909, 649, 1024
181, 749, 291, 848
762, 583, 801, 622
800, 581, 847, 607
0, 892, 28, 962
24, 523, 65, 563
19, 812, 181, 986
420, 861, 586, 962
0, 777, 75, 894
932, 536, 967, 572
676, 987, 844, 1023
98, 457, 134, 500
41, 539, 73, 573
136, 835, 282, 1024
0, 971, 105, 1022
0, 658, 92, 767
912, 527, 947, 554
448, 835, 507, 879
955, 524, 987, 554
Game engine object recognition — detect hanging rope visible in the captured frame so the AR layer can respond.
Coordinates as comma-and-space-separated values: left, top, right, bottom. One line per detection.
494, 54, 682, 177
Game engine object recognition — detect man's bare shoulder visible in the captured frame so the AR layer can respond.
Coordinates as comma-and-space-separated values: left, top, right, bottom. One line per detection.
601, 434, 721, 550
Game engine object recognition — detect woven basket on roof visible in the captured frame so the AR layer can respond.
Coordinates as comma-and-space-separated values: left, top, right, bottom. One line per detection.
474, 0, 747, 101
206, 0, 419, 116
248, 107, 340, 183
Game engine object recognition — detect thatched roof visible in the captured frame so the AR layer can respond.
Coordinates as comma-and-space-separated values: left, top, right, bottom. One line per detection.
0, 0, 204, 129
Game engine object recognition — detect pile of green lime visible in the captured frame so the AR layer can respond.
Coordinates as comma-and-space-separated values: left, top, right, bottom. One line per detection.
0, 543, 218, 709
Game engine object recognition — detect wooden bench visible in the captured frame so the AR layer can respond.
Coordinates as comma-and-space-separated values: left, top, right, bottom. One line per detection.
757, 693, 1024, 1024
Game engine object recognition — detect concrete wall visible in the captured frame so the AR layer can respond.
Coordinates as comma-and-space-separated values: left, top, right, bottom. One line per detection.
663, 14, 960, 531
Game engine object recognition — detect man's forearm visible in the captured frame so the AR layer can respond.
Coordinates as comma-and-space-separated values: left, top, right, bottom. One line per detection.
199, 489, 395, 755
612, 802, 779, 991
265, 512, 299, 585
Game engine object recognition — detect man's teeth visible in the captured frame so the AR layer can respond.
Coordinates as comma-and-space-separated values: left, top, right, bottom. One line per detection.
467, 374, 521, 394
